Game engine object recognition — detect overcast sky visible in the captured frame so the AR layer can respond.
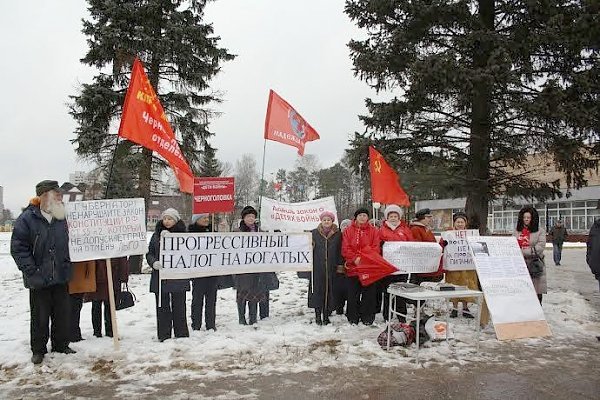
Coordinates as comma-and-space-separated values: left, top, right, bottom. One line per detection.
0, 0, 378, 213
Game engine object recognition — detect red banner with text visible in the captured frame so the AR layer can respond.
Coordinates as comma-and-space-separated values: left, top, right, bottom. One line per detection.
193, 177, 235, 214
118, 58, 194, 193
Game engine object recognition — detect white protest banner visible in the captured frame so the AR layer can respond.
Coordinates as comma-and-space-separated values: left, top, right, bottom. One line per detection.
260, 196, 337, 232
441, 229, 479, 271
467, 236, 551, 340
382, 242, 442, 274
66, 198, 147, 262
159, 232, 312, 279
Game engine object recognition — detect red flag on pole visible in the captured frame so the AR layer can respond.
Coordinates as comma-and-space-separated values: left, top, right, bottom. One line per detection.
264, 90, 320, 156
369, 146, 410, 206
118, 58, 194, 193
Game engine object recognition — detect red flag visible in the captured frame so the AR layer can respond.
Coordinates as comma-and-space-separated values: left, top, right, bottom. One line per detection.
346, 249, 398, 286
264, 90, 320, 156
118, 58, 194, 193
369, 146, 410, 206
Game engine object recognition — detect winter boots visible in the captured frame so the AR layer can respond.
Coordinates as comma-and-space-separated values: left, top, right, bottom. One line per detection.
315, 309, 330, 326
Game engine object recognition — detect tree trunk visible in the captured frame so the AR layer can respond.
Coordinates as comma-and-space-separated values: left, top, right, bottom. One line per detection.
465, 0, 494, 234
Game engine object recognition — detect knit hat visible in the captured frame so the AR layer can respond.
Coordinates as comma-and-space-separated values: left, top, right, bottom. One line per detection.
191, 213, 210, 224
384, 204, 403, 220
35, 180, 59, 196
415, 208, 432, 220
241, 206, 258, 218
161, 208, 180, 222
319, 211, 336, 221
354, 207, 370, 219
452, 212, 468, 223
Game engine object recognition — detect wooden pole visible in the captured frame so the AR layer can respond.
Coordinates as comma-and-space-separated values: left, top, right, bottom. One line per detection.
105, 258, 120, 350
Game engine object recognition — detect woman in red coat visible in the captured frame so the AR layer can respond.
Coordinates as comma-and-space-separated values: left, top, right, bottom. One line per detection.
379, 205, 414, 321
342, 207, 380, 325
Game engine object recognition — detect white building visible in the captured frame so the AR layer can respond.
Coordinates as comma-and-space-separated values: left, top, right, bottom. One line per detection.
69, 171, 88, 186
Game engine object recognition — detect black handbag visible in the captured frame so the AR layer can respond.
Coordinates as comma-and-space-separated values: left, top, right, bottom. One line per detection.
116, 283, 136, 310
526, 247, 545, 278
264, 272, 280, 290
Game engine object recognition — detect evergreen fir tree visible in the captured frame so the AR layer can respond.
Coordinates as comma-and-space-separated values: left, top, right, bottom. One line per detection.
198, 142, 223, 177
69, 0, 235, 202
345, 0, 599, 230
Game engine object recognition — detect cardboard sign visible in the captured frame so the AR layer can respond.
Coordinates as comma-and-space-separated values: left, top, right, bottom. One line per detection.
193, 177, 235, 213
66, 198, 147, 262
441, 229, 479, 271
382, 242, 442, 274
159, 232, 312, 279
467, 236, 552, 340
259, 196, 337, 232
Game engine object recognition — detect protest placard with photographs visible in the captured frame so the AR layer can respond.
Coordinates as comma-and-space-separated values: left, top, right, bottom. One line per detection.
467, 236, 551, 340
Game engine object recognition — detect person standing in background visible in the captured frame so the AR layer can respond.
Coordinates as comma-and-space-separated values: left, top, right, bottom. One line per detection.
515, 206, 546, 304
549, 220, 568, 266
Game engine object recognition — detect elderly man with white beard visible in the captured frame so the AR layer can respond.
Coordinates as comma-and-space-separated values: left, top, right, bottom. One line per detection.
11, 180, 75, 364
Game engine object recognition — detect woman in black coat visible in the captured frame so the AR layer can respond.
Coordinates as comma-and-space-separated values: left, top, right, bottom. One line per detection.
233, 206, 279, 325
188, 213, 218, 331
309, 211, 344, 325
147, 208, 190, 341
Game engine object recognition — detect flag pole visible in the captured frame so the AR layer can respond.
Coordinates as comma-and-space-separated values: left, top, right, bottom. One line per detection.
258, 138, 267, 220
104, 134, 121, 199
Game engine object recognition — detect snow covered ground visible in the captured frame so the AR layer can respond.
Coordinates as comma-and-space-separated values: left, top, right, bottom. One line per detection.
0, 232, 599, 398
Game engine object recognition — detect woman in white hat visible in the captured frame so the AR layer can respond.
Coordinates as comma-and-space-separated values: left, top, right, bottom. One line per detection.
379, 205, 414, 321
146, 208, 190, 341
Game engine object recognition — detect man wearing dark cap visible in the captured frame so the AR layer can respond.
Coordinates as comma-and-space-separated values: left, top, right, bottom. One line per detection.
11, 180, 75, 364
410, 208, 435, 242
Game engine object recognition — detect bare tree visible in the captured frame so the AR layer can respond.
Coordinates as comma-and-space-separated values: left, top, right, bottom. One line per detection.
234, 154, 259, 213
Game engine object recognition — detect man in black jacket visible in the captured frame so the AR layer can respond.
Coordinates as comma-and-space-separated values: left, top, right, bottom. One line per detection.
11, 180, 76, 364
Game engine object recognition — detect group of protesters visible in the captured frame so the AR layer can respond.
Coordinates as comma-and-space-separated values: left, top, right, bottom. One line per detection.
306, 205, 459, 326
306, 203, 559, 327
12, 178, 596, 365
147, 205, 280, 341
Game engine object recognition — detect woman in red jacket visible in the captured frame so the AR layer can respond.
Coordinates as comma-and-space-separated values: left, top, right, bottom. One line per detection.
379, 205, 414, 321
342, 207, 380, 325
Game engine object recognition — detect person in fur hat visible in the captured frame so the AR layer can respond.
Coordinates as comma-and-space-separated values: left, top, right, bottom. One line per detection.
11, 180, 76, 364
379, 205, 414, 322
233, 206, 279, 325
308, 211, 344, 325
342, 207, 381, 325
410, 208, 444, 283
188, 213, 218, 331
147, 208, 190, 341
